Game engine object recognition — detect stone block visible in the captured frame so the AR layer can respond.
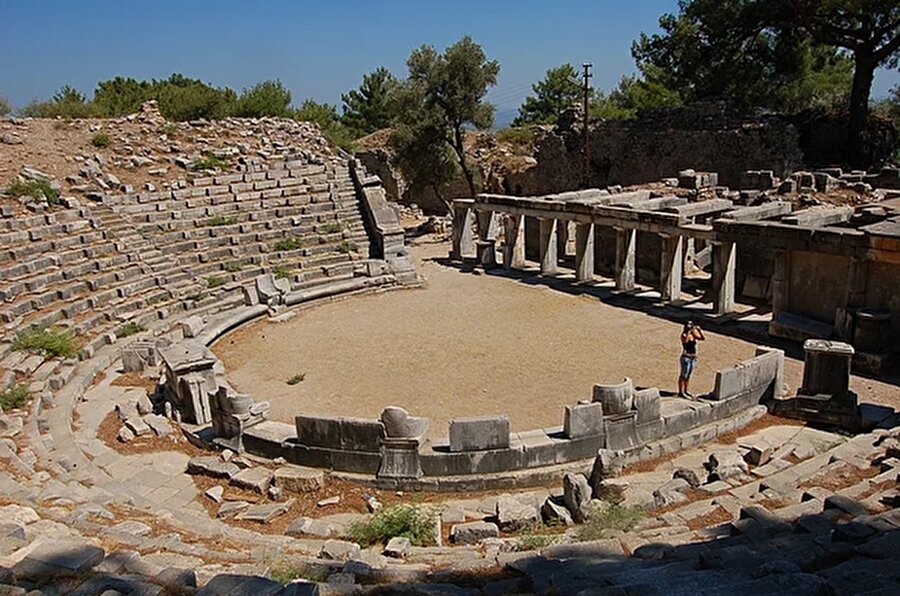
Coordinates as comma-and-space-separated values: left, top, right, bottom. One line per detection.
143, 414, 171, 438
196, 574, 282, 596
378, 437, 423, 479
450, 521, 499, 545
592, 378, 633, 414
541, 497, 574, 526
495, 495, 539, 532
274, 465, 324, 493
563, 402, 604, 439
449, 416, 510, 452
319, 540, 361, 561
633, 388, 661, 424
383, 536, 411, 559
380, 406, 428, 439
236, 499, 293, 523
339, 417, 386, 451
295, 415, 342, 448
188, 456, 240, 480
180, 315, 204, 338
563, 473, 592, 523
230, 467, 274, 494
604, 411, 639, 450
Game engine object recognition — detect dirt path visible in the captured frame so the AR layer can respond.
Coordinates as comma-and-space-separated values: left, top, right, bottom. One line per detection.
213, 239, 898, 439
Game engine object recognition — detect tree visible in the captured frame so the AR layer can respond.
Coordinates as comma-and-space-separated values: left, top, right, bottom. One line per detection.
763, 0, 900, 164
154, 75, 236, 121
233, 80, 292, 118
294, 99, 355, 151
632, 0, 854, 114
341, 67, 398, 137
389, 83, 460, 211
0, 95, 10, 116
513, 63, 583, 126
93, 76, 151, 116
21, 85, 96, 118
394, 36, 499, 199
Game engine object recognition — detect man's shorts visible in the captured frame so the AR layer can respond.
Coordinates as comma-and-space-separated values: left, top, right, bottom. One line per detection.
680, 354, 696, 379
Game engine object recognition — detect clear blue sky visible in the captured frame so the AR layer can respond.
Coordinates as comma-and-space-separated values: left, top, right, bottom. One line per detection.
2, 0, 897, 116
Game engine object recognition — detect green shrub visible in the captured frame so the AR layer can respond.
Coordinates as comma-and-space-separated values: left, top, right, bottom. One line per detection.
5, 179, 59, 205
191, 153, 228, 171
267, 558, 330, 585
576, 503, 642, 542
90, 132, 111, 147
273, 238, 301, 252
209, 215, 238, 227
320, 221, 342, 234
187, 291, 207, 302
117, 322, 147, 338
233, 80, 292, 118
12, 325, 78, 359
0, 384, 30, 410
206, 276, 226, 288
160, 122, 178, 135
272, 266, 291, 279
496, 126, 537, 148
516, 531, 562, 552
344, 504, 437, 547
222, 261, 244, 273
337, 241, 357, 254
286, 373, 306, 385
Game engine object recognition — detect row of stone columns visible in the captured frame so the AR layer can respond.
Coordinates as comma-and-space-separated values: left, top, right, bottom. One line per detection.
452, 205, 737, 314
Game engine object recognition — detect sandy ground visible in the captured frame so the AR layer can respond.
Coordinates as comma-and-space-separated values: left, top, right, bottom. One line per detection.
213, 239, 899, 438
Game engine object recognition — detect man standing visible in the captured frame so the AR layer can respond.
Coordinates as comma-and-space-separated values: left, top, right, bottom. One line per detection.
678, 321, 705, 398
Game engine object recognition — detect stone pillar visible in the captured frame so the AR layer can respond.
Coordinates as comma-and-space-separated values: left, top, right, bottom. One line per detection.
474, 209, 498, 269
574, 222, 595, 282
450, 205, 474, 260
711, 241, 736, 314
557, 220, 571, 258
539, 218, 558, 275
800, 339, 854, 401
477, 210, 499, 242
614, 227, 636, 291
659, 234, 683, 302
771, 250, 790, 317
502, 214, 526, 270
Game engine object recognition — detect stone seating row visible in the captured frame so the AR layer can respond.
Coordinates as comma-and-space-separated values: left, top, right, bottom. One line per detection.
0, 161, 375, 381
113, 167, 343, 206
0, 207, 96, 232
0, 232, 358, 337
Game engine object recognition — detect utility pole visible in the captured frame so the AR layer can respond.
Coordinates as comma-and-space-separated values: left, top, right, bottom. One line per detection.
582, 62, 593, 188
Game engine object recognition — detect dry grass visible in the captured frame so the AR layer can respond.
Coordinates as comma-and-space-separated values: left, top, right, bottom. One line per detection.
95, 409, 205, 457
685, 505, 733, 531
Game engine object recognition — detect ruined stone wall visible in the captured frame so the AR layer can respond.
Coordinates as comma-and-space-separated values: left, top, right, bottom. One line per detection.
788, 251, 851, 324
506, 103, 804, 195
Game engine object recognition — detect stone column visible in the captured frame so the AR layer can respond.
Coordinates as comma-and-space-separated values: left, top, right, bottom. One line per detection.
659, 234, 683, 302
771, 250, 790, 317
475, 209, 498, 269
574, 222, 595, 282
477, 210, 499, 242
450, 204, 474, 260
557, 220, 571, 258
502, 214, 526, 270
711, 241, 736, 314
539, 218, 558, 275
614, 227, 636, 291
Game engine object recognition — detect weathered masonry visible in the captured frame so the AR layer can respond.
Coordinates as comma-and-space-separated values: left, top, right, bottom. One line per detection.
451, 191, 900, 370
